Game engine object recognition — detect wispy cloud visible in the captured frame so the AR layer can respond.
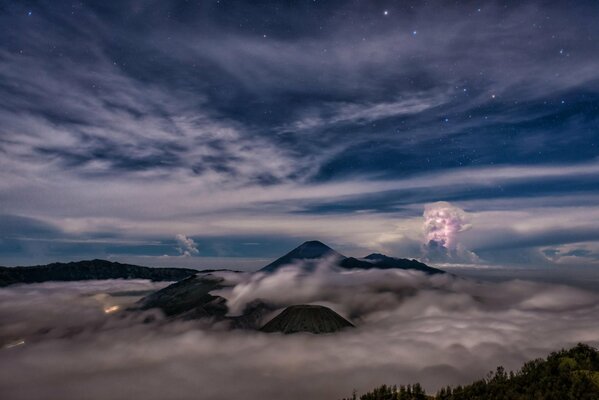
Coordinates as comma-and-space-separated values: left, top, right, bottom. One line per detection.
1, 1, 598, 266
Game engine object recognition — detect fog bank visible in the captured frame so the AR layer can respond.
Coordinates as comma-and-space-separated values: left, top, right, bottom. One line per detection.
1, 267, 599, 400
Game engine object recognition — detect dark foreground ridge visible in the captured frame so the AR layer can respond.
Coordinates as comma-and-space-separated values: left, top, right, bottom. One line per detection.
342, 343, 599, 400
260, 304, 354, 334
0, 259, 198, 287
260, 240, 444, 274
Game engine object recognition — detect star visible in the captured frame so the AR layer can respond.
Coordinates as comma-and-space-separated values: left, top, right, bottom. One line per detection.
383, 10, 389, 16
27, 11, 32, 16
412, 30, 418, 35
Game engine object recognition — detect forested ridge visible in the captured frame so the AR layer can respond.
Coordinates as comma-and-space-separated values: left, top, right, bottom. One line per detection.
342, 343, 599, 400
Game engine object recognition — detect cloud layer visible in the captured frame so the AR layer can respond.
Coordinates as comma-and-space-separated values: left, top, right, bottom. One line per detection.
2, 268, 599, 399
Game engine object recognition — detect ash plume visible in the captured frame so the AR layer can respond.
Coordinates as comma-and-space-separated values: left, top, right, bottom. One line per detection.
423, 202, 479, 263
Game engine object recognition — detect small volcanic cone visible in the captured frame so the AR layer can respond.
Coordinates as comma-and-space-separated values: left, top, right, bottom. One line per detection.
260, 305, 354, 334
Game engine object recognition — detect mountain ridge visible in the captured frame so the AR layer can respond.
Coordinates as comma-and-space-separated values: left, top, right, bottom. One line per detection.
260, 240, 444, 274
0, 259, 198, 287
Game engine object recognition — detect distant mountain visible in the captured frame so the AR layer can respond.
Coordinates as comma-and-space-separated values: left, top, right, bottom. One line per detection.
260, 304, 354, 334
0, 259, 198, 287
340, 253, 444, 274
260, 240, 343, 272
259, 240, 444, 274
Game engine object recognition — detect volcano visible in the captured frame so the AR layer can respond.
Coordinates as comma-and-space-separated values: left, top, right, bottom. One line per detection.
260, 240, 343, 272
259, 240, 444, 274
136, 240, 444, 322
260, 304, 354, 334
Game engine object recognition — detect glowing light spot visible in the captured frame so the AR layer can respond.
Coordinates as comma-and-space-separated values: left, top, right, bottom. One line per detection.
4, 339, 25, 349
104, 305, 120, 314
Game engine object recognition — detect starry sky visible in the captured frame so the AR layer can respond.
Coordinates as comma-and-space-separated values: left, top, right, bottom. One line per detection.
1, 0, 599, 270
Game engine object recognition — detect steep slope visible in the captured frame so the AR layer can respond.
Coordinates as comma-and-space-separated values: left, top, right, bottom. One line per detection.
351, 344, 599, 400
0, 259, 198, 287
260, 240, 344, 272
260, 304, 354, 334
137, 274, 228, 319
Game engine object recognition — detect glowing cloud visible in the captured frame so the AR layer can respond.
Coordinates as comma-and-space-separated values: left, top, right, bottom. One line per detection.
423, 202, 479, 263
423, 201, 470, 250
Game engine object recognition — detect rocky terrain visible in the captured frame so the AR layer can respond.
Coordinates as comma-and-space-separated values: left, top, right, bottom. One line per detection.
260, 304, 354, 334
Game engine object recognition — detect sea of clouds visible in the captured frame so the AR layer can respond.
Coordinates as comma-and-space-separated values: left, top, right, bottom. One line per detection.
1, 264, 599, 400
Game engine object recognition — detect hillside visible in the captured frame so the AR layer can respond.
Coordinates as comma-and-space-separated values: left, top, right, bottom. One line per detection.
0, 259, 198, 287
343, 343, 599, 400
260, 304, 354, 334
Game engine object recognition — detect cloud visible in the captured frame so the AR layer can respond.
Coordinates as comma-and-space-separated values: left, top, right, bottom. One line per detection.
175, 234, 199, 257
422, 202, 479, 264
423, 202, 470, 250
1, 1, 599, 266
1, 269, 599, 399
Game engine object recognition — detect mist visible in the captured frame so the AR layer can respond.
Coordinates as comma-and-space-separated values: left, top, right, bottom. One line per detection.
2, 265, 599, 400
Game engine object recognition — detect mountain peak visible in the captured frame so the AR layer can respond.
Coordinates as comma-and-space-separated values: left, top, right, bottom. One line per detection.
259, 240, 344, 272
260, 304, 354, 334
292, 240, 338, 257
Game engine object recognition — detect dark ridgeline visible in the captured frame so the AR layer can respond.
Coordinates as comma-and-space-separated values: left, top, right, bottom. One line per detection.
340, 253, 443, 274
260, 304, 354, 334
0, 240, 442, 287
0, 259, 198, 287
342, 344, 599, 400
260, 240, 444, 274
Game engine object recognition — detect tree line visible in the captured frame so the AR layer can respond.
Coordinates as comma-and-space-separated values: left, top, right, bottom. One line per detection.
341, 343, 599, 400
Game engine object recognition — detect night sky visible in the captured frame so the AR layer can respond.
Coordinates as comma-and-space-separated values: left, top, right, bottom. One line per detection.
1, 0, 599, 270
